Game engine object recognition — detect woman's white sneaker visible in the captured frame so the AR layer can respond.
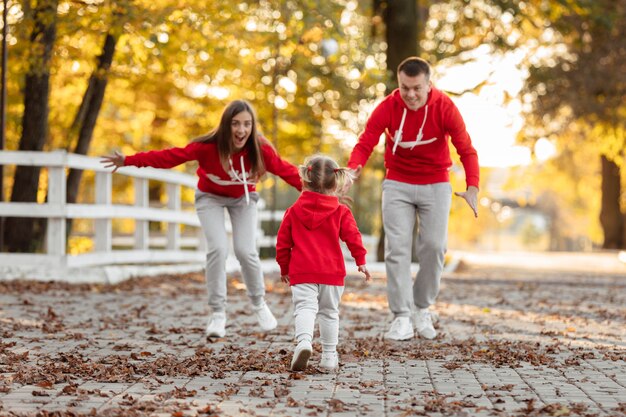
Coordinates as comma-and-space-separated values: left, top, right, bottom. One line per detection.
254, 301, 278, 331
413, 308, 437, 339
206, 312, 226, 338
290, 340, 312, 371
384, 316, 414, 341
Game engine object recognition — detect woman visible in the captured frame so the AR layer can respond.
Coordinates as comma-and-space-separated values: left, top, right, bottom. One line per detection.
102, 100, 302, 338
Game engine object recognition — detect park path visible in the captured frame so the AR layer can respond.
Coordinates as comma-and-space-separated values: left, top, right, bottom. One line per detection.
1, 251, 625, 416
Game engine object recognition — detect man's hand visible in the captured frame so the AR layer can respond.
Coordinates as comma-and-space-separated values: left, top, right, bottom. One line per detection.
280, 275, 290, 284
100, 151, 125, 173
454, 185, 479, 218
340, 165, 362, 194
358, 265, 371, 282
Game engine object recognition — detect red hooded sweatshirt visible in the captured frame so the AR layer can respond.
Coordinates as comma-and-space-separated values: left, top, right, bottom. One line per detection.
348, 87, 479, 189
124, 136, 302, 198
276, 191, 367, 286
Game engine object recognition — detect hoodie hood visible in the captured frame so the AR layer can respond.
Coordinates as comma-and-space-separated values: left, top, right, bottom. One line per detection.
388, 87, 446, 155
291, 191, 340, 230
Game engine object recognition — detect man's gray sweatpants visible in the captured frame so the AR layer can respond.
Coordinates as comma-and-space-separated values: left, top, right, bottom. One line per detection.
381, 180, 452, 317
195, 190, 265, 313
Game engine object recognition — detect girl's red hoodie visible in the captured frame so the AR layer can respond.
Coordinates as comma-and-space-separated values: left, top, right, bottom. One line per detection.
348, 87, 479, 189
124, 137, 302, 198
276, 191, 367, 286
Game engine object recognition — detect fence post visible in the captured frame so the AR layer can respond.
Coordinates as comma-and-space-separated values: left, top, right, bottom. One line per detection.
134, 177, 149, 250
166, 183, 180, 250
95, 171, 112, 252
47, 163, 66, 258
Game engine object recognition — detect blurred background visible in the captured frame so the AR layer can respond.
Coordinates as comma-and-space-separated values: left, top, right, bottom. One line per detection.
1, 0, 624, 258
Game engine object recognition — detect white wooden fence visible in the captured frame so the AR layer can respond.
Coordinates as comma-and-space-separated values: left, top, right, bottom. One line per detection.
0, 150, 284, 269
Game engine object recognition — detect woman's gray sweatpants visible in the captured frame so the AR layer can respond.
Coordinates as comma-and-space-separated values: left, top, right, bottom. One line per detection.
195, 190, 265, 313
381, 180, 452, 317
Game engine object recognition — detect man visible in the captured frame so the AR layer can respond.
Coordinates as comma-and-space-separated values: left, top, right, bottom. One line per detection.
347, 57, 479, 340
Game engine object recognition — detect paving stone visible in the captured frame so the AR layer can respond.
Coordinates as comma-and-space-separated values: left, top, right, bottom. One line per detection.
1, 253, 625, 416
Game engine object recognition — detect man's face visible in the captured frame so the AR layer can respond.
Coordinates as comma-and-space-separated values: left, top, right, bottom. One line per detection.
398, 71, 431, 111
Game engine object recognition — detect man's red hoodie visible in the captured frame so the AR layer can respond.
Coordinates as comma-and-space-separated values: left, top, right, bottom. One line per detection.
348, 87, 479, 189
276, 191, 367, 286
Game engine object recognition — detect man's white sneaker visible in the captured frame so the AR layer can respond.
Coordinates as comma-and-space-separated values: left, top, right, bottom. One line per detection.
320, 351, 339, 371
384, 316, 414, 341
206, 312, 226, 338
254, 301, 278, 331
414, 308, 437, 339
290, 340, 312, 371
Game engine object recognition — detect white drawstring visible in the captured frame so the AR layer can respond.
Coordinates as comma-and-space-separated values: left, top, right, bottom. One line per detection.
393, 105, 437, 151
392, 108, 407, 155
228, 156, 250, 205
414, 105, 428, 148
240, 155, 249, 205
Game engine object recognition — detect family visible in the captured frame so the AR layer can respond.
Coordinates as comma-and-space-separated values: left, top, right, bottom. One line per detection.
101, 57, 480, 372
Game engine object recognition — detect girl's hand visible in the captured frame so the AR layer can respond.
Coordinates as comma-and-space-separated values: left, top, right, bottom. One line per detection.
280, 275, 290, 284
100, 151, 125, 173
358, 265, 371, 282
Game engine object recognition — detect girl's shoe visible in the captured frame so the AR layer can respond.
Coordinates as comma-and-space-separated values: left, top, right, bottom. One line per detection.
320, 351, 339, 370
254, 301, 278, 331
290, 340, 312, 371
206, 312, 226, 337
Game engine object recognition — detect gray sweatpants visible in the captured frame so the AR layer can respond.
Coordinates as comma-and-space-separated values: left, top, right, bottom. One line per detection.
195, 190, 265, 313
291, 283, 344, 352
382, 180, 452, 316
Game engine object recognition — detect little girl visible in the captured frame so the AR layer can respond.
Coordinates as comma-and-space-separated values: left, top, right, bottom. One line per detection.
276, 154, 371, 371
101, 100, 302, 338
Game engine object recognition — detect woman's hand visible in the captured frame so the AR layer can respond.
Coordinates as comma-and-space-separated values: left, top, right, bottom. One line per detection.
100, 151, 125, 173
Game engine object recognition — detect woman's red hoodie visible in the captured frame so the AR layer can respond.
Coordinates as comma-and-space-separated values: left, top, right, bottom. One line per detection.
348, 87, 479, 189
276, 191, 367, 286
124, 136, 302, 198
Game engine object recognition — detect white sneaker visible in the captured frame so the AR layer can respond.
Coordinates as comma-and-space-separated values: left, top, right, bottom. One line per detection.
290, 340, 312, 371
206, 312, 226, 337
320, 351, 339, 371
413, 308, 437, 339
384, 316, 414, 341
254, 301, 278, 331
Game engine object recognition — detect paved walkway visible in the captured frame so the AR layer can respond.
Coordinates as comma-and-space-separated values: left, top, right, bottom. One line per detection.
1, 251, 625, 416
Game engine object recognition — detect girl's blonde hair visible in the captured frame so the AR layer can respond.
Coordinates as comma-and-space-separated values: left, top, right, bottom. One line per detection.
299, 154, 355, 198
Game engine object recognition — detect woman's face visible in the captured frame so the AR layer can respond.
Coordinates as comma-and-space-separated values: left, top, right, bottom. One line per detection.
231, 111, 253, 151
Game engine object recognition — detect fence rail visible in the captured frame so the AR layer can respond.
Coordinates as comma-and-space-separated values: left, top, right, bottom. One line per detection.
0, 150, 283, 268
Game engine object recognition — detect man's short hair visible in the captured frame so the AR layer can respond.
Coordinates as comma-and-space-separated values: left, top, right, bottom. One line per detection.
397, 57, 431, 78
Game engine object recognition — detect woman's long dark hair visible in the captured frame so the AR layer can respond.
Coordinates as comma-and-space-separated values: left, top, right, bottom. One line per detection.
193, 100, 265, 178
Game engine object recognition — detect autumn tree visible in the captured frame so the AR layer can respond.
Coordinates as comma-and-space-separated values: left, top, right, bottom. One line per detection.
361, 0, 549, 258
520, 0, 626, 249
4, 0, 58, 252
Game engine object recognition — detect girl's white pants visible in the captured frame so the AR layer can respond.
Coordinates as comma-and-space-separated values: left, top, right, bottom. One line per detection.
291, 283, 344, 352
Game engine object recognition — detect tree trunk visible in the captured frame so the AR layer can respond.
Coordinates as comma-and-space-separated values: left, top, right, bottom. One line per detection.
373, 0, 421, 260
383, 0, 418, 81
599, 155, 623, 249
65, 32, 118, 237
3, 0, 58, 252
